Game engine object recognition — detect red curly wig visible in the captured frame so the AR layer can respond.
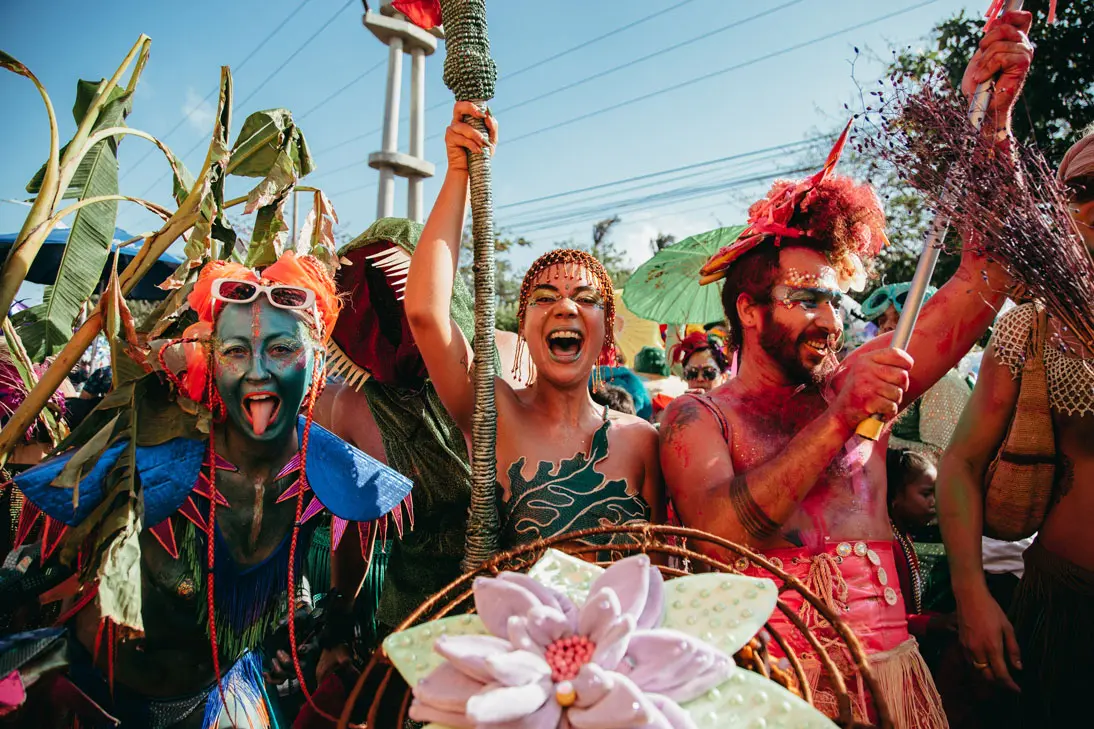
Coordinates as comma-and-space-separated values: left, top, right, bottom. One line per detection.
180, 252, 340, 403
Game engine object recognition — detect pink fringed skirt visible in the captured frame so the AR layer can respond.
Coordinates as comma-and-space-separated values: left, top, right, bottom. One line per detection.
740, 540, 948, 729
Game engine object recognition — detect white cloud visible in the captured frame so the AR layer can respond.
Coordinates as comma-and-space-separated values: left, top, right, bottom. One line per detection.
181, 88, 215, 133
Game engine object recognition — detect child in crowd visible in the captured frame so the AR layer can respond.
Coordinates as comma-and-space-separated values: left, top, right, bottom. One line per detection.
591, 383, 637, 416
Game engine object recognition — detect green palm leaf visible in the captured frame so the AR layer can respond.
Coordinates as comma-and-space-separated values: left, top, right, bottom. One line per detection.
17, 81, 135, 361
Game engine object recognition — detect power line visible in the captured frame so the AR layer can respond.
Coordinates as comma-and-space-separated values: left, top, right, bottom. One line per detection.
298, 58, 386, 120
504, 0, 937, 146
502, 153, 802, 226
498, 137, 823, 211
234, 0, 356, 112
311, 1, 930, 177
121, 0, 317, 180
323, 136, 819, 200
504, 165, 813, 237
499, 0, 806, 117
330, 179, 378, 197
504, 0, 701, 82
311, 0, 703, 158
503, 166, 812, 232
137, 0, 356, 200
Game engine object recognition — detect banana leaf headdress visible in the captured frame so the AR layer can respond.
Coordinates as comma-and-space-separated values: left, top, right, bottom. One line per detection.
699, 121, 888, 293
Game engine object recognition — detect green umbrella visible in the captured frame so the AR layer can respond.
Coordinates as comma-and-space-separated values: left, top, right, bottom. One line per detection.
623, 226, 745, 325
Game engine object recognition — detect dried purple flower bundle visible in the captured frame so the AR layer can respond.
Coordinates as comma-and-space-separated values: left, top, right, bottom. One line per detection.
857, 71, 1094, 354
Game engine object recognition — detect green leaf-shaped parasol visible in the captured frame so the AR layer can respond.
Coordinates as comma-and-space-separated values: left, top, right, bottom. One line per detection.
623, 226, 745, 326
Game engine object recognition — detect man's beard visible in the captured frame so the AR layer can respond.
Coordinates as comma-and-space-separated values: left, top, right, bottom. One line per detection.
758, 309, 839, 386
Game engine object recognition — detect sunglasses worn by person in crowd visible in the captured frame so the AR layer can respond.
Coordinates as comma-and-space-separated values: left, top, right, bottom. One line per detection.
684, 365, 720, 382
212, 279, 320, 327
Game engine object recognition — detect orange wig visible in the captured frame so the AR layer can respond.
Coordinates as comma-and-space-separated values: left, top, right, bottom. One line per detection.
180, 252, 340, 403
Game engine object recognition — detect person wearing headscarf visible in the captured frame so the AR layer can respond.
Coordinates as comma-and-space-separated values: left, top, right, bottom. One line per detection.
669, 330, 732, 393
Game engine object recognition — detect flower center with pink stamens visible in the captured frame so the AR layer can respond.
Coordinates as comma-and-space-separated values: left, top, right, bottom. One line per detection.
544, 635, 596, 682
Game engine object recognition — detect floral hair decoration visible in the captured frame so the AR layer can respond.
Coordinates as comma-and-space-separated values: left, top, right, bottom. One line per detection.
384, 550, 837, 729
699, 120, 888, 293
669, 331, 730, 373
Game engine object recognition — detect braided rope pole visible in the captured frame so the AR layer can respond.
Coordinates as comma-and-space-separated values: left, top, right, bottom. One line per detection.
439, 0, 501, 571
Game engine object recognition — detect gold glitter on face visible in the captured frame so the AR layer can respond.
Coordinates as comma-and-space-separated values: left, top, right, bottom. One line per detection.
518, 250, 614, 332
779, 266, 840, 291
512, 249, 616, 385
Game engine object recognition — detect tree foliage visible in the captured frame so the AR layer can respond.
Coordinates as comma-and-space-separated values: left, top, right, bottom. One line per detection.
858, 0, 1094, 293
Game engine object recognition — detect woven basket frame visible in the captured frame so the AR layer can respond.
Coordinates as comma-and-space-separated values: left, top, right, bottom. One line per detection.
339, 524, 893, 729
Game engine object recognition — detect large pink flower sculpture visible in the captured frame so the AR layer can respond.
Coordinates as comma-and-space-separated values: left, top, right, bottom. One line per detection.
409, 555, 731, 728
384, 549, 837, 729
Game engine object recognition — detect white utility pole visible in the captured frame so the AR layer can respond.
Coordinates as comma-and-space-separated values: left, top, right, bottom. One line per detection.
364, 1, 438, 222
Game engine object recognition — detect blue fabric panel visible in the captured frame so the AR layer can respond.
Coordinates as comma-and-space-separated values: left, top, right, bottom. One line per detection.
135, 437, 206, 525
14, 441, 128, 526
299, 417, 413, 522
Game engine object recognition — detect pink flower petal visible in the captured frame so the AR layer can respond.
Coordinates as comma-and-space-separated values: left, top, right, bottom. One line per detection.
435, 635, 513, 684
616, 629, 734, 704
484, 699, 564, 729
484, 650, 552, 687
590, 615, 636, 671
475, 577, 548, 640
577, 588, 621, 642
636, 565, 665, 630
572, 663, 612, 708
412, 661, 484, 713
524, 604, 573, 648
408, 701, 475, 728
567, 672, 656, 729
466, 680, 551, 723
585, 555, 652, 623
498, 571, 576, 621
645, 694, 694, 729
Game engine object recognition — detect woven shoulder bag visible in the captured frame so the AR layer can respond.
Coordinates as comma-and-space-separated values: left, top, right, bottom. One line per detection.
983, 303, 1056, 541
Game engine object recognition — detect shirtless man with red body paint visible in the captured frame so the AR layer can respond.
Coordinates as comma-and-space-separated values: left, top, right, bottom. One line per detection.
659, 13, 1033, 728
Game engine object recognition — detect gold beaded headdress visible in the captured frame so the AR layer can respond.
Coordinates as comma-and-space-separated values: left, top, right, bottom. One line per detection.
513, 249, 617, 385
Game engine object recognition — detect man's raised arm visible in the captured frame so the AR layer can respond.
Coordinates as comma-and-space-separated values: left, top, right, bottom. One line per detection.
849, 11, 1032, 404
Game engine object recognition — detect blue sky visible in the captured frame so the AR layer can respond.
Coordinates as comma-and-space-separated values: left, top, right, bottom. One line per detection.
1, 0, 979, 284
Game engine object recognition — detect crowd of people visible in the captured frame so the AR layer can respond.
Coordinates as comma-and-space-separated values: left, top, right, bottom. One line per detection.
0, 7, 1090, 729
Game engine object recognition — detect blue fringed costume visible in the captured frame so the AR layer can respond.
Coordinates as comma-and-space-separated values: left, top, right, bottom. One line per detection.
13, 406, 412, 728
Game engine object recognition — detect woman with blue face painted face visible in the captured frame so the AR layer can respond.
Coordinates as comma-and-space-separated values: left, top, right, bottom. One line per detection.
8, 252, 413, 728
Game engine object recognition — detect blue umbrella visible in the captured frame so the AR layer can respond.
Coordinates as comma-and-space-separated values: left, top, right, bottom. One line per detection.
0, 227, 183, 300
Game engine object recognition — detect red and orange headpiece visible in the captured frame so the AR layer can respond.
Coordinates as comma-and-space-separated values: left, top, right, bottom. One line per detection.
699, 121, 888, 293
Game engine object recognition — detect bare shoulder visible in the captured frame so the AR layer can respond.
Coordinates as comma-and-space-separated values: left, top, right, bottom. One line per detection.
606, 410, 659, 444
327, 383, 387, 463
661, 392, 731, 440
494, 329, 533, 386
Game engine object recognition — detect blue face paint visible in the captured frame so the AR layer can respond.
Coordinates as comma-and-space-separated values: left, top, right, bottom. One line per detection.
214, 301, 315, 443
